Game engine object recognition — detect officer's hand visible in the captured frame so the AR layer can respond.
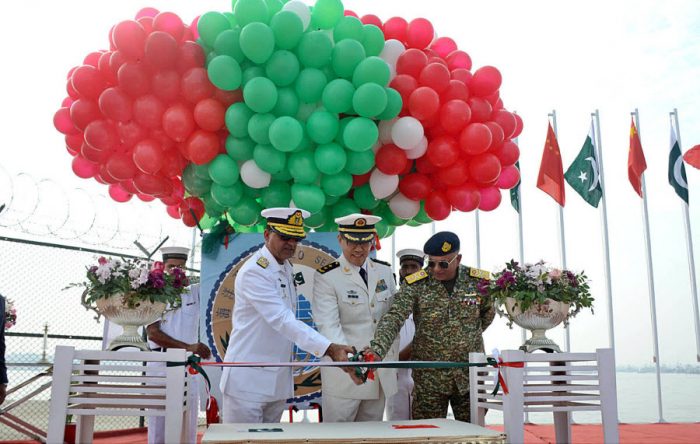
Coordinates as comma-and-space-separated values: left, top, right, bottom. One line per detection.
362, 346, 381, 360
187, 342, 212, 359
325, 343, 364, 385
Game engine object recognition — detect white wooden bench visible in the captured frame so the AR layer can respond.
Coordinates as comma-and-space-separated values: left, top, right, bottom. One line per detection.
47, 346, 191, 444
469, 348, 619, 444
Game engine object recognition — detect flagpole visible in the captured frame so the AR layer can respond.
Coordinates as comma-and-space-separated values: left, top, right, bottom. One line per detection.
632, 108, 665, 423
391, 230, 397, 277
592, 110, 616, 351
514, 139, 527, 349
475, 211, 481, 268
670, 108, 700, 362
548, 110, 570, 352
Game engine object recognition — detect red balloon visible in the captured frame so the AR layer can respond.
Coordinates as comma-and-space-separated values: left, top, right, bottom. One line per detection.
383, 17, 408, 42
166, 204, 181, 219
470, 66, 502, 98
53, 107, 78, 135
98, 52, 117, 85
181, 67, 214, 103
409, 87, 440, 121
106, 152, 139, 180
438, 159, 469, 186
69, 99, 100, 131
98, 87, 133, 122
375, 144, 408, 175
512, 114, 524, 138
81, 142, 112, 163
493, 140, 520, 167
177, 41, 206, 73
159, 150, 187, 177
492, 110, 517, 140
469, 153, 502, 185
418, 63, 450, 93
459, 123, 492, 155
451, 68, 472, 84
136, 7, 159, 19
446, 50, 472, 70
163, 103, 195, 142
344, 10, 359, 18
117, 120, 147, 148
112, 20, 146, 61
180, 196, 205, 219
84, 119, 118, 151
360, 14, 383, 29
133, 95, 166, 129
97, 163, 121, 184
137, 16, 154, 35
71, 156, 100, 179
153, 11, 185, 41
426, 135, 459, 167
137, 193, 157, 202
485, 121, 505, 149
390, 74, 418, 107
496, 165, 520, 189
71, 65, 106, 100
399, 159, 414, 175
430, 37, 458, 58
194, 98, 226, 132
151, 70, 181, 103
398, 173, 432, 200
415, 155, 438, 175
120, 179, 139, 194
145, 31, 179, 69
468, 97, 492, 122
185, 130, 219, 164
65, 134, 84, 154
439, 100, 471, 134
478, 186, 502, 211
83, 51, 103, 68
117, 62, 150, 97
406, 18, 434, 49
133, 172, 172, 197
424, 191, 451, 221
396, 49, 428, 78
441, 79, 470, 102
447, 182, 480, 212
61, 96, 75, 108
133, 139, 163, 174
108, 184, 133, 202
352, 172, 371, 187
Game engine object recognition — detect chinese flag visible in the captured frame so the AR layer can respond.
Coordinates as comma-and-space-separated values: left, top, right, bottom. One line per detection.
537, 123, 566, 206
683, 144, 700, 170
628, 119, 647, 197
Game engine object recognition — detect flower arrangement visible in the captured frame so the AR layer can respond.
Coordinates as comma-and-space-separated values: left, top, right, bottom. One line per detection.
4, 299, 17, 330
67, 257, 187, 310
487, 260, 594, 325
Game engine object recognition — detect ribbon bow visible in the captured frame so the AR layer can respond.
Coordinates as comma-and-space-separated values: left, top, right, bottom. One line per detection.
348, 350, 376, 383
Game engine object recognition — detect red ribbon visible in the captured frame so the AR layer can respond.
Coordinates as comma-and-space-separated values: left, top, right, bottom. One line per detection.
494, 357, 524, 395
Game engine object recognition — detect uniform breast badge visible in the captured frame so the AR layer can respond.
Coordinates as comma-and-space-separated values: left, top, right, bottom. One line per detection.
256, 257, 269, 268
375, 279, 388, 293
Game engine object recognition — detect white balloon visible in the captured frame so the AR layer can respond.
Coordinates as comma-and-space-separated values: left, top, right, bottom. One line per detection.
378, 118, 397, 144
380, 39, 406, 66
389, 192, 420, 219
240, 160, 271, 189
391, 116, 425, 150
405, 136, 428, 159
369, 169, 399, 199
282, 0, 311, 31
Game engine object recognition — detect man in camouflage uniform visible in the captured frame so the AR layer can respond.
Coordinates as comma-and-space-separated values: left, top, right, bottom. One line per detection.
368, 231, 495, 422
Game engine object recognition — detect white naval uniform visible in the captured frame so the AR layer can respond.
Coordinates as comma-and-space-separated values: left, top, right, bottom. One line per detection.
312, 256, 399, 422
219, 245, 331, 423
386, 315, 415, 420
147, 284, 201, 444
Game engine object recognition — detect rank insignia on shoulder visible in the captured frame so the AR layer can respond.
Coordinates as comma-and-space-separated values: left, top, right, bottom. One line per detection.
405, 269, 428, 284
317, 261, 340, 274
370, 258, 391, 267
469, 267, 491, 280
256, 257, 269, 269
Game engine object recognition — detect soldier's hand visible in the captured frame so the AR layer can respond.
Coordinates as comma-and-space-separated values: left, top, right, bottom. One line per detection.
187, 342, 212, 359
362, 346, 381, 360
325, 343, 364, 385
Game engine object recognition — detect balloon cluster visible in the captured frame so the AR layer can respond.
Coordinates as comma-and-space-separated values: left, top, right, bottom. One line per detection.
53, 8, 238, 227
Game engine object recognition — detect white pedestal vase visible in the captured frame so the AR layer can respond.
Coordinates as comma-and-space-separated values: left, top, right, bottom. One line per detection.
91, 294, 166, 351
504, 297, 570, 353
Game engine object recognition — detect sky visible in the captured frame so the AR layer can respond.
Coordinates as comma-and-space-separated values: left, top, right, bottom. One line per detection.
0, 0, 699, 367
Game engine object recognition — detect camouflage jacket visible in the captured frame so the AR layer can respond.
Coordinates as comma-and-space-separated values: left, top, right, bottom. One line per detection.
370, 265, 495, 395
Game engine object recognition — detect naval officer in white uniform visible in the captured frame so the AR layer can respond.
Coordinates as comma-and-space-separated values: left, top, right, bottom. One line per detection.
146, 246, 210, 444
312, 214, 399, 422
219, 207, 359, 424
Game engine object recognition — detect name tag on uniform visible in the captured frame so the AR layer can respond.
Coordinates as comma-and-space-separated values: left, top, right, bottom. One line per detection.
347, 290, 359, 299
375, 279, 388, 293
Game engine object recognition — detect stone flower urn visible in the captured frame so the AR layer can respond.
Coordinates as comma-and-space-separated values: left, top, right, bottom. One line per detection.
505, 297, 570, 353
94, 293, 166, 351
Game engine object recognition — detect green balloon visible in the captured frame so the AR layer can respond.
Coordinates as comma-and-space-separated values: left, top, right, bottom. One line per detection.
362, 24, 385, 56
261, 181, 292, 208
322, 78, 354, 113
242, 65, 265, 86
314, 142, 346, 174
306, 110, 339, 144
265, 50, 300, 86
288, 151, 320, 184
253, 144, 286, 174
230, 196, 261, 226
272, 165, 293, 181
226, 136, 255, 161
264, 0, 284, 21
353, 183, 379, 209
316, 220, 339, 232
295, 130, 313, 152
342, 117, 378, 152
197, 37, 212, 55
304, 206, 330, 228
407, 219, 422, 227
243, 77, 278, 113
321, 171, 352, 197
223, 12, 238, 28
352, 56, 391, 87
270, 10, 304, 50
382, 207, 409, 226
292, 183, 326, 214
208, 154, 240, 186
344, 149, 375, 175
240, 22, 275, 64
269, 116, 303, 152
333, 16, 364, 42
225, 102, 253, 138
242, 183, 263, 198
414, 202, 434, 224
233, 0, 269, 27
213, 29, 246, 63
183, 164, 212, 196
198, 12, 232, 48
295, 68, 328, 104
207, 55, 242, 91
375, 219, 390, 238
297, 31, 332, 68
296, 102, 317, 122
331, 39, 366, 79
211, 181, 244, 207
311, 0, 344, 29
331, 198, 361, 219
325, 195, 340, 206
203, 194, 226, 215
192, 163, 212, 180
384, 225, 396, 239
273, 87, 300, 116
352, 83, 387, 118
248, 113, 275, 145
376, 87, 403, 121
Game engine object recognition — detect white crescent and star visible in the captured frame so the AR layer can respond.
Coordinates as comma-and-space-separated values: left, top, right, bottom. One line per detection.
585, 156, 600, 191
674, 155, 688, 189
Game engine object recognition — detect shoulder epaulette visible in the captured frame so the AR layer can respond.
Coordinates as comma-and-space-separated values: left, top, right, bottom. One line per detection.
405, 269, 428, 285
256, 257, 269, 269
317, 261, 340, 274
370, 258, 391, 267
469, 267, 491, 280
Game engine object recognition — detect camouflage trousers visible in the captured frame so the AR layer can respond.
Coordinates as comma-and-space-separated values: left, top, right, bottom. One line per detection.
411, 381, 470, 422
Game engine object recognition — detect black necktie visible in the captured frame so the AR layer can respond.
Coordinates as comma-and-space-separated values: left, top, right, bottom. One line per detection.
359, 267, 368, 287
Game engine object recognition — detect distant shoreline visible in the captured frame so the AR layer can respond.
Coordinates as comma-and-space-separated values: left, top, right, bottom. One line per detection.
617, 365, 700, 375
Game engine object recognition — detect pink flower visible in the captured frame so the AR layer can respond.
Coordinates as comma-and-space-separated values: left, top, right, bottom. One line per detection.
98, 257, 107, 265
549, 269, 563, 279
151, 261, 165, 271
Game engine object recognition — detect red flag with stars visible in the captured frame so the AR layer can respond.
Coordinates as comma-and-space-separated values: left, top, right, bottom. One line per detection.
537, 122, 566, 206
628, 119, 647, 197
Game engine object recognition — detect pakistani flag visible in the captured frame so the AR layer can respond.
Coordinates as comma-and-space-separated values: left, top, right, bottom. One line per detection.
564, 126, 603, 207
510, 161, 521, 213
669, 127, 689, 203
